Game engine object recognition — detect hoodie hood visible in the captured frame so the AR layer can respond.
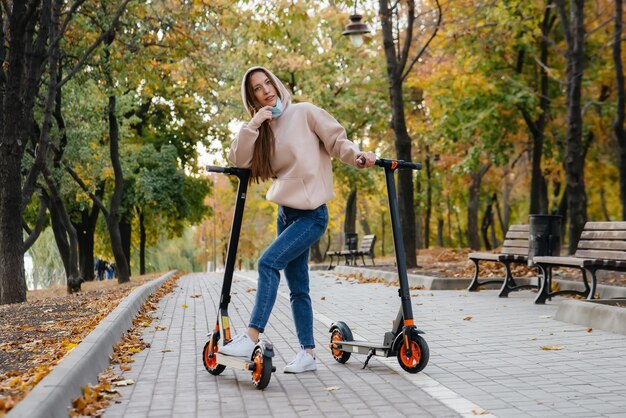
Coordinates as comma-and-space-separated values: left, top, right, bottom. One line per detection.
241, 66, 292, 117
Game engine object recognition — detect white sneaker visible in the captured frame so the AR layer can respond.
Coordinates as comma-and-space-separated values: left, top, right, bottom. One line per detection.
219, 334, 256, 357
283, 349, 317, 373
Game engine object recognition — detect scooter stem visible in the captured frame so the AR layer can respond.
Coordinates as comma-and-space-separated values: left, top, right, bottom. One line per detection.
377, 159, 420, 324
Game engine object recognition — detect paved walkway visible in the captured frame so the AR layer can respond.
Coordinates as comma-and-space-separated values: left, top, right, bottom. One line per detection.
104, 271, 626, 418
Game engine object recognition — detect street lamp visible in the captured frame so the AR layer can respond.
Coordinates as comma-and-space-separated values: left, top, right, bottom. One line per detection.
342, 1, 370, 48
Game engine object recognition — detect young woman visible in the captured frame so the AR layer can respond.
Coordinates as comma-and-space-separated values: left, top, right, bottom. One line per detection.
221, 66, 376, 373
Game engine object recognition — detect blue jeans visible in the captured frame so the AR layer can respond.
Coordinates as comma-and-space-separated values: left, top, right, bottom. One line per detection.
249, 204, 328, 349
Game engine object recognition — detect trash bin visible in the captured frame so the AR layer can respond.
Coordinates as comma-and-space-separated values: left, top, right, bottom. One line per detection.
528, 215, 562, 266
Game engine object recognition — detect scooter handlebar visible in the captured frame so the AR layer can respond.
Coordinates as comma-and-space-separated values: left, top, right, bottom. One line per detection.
358, 157, 422, 171
206, 165, 229, 173
205, 165, 251, 177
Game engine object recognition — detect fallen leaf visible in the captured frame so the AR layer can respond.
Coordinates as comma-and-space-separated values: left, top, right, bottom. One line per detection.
190, 294, 202, 298
587, 327, 593, 333
324, 386, 340, 391
540, 345, 563, 351
472, 408, 491, 415
113, 379, 135, 387
246, 288, 256, 292
161, 349, 172, 353
463, 316, 473, 321
119, 364, 132, 372
320, 296, 326, 300
181, 304, 188, 309
155, 326, 167, 331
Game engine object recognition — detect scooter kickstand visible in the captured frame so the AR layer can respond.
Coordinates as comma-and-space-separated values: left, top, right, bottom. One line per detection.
362, 349, 375, 369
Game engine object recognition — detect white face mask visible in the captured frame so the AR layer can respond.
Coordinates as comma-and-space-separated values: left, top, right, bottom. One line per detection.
271, 97, 283, 118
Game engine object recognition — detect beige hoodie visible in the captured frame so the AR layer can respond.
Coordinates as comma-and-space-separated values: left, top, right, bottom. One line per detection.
228, 66, 361, 210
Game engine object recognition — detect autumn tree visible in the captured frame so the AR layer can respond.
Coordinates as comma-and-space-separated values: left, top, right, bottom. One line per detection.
377, 0, 441, 265
555, 0, 587, 253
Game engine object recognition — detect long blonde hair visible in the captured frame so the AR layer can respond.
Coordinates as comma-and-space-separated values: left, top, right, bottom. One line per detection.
245, 69, 279, 183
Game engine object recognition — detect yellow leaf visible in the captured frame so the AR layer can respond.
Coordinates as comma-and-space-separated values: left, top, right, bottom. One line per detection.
540, 345, 563, 351
181, 304, 188, 309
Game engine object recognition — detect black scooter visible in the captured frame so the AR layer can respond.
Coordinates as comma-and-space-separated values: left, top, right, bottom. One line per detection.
329, 159, 429, 373
201, 166, 276, 390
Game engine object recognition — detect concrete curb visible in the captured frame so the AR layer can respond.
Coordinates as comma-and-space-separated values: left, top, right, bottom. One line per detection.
555, 299, 626, 335
8, 271, 177, 418
330, 266, 626, 297
331, 265, 472, 290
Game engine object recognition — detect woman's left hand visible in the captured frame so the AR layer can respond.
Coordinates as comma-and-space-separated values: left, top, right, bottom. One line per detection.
356, 151, 376, 168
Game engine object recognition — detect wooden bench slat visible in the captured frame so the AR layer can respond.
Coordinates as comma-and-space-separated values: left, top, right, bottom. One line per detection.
580, 230, 626, 240
584, 221, 626, 230
469, 252, 501, 261
577, 240, 626, 251
502, 240, 529, 249
533, 256, 591, 267
509, 224, 530, 232
501, 247, 528, 255
506, 231, 529, 239
574, 249, 626, 261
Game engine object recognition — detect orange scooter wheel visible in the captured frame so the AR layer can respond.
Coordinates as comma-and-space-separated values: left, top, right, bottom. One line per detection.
251, 347, 272, 389
330, 329, 351, 363
397, 334, 429, 374
203, 338, 226, 375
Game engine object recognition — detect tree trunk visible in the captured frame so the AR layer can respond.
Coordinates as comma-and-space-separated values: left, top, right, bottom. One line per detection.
556, 0, 587, 253
424, 156, 432, 248
310, 240, 323, 263
0, 2, 32, 305
73, 203, 100, 281
0, 155, 27, 304
43, 182, 82, 293
468, 165, 490, 250
358, 199, 372, 235
436, 218, 444, 247
379, 0, 420, 267
344, 188, 357, 234
107, 93, 130, 283
120, 217, 131, 275
614, 0, 626, 220
415, 178, 423, 249
527, 1, 554, 215
139, 210, 146, 274
480, 196, 494, 250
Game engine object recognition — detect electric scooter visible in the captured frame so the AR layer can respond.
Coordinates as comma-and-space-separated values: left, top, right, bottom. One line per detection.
329, 158, 429, 373
202, 165, 276, 390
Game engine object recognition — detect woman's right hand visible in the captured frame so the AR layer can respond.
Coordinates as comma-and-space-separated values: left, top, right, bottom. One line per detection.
249, 106, 273, 128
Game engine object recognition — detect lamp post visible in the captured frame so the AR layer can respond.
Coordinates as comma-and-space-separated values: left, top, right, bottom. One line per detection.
342, 1, 371, 47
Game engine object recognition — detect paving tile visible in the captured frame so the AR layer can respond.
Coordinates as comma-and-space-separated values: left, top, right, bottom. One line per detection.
100, 271, 626, 418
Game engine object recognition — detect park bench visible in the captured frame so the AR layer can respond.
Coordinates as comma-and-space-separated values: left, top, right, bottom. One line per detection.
467, 224, 538, 297
533, 221, 626, 304
326, 232, 358, 269
352, 234, 376, 266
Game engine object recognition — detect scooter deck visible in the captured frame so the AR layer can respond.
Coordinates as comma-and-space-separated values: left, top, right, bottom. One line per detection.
215, 353, 252, 370
340, 340, 388, 350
